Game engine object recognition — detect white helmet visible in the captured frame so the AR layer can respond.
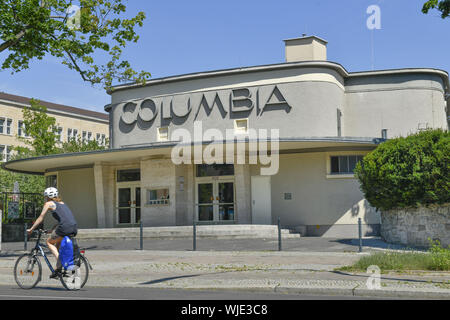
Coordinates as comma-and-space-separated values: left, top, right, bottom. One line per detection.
44, 187, 58, 198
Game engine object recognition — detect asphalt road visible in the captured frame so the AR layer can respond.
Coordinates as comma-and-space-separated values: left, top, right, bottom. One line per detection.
0, 285, 383, 300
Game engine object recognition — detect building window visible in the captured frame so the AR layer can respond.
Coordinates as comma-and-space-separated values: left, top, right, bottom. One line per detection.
18, 121, 28, 137
196, 164, 235, 177
330, 155, 364, 174
234, 119, 248, 134
0, 118, 12, 135
57, 127, 63, 142
158, 127, 169, 142
46, 175, 57, 188
87, 132, 92, 142
0, 145, 12, 162
82, 131, 87, 143
147, 188, 170, 205
117, 169, 141, 182
0, 145, 5, 162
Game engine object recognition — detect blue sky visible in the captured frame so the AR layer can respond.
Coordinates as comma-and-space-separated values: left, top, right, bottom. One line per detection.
0, 0, 448, 113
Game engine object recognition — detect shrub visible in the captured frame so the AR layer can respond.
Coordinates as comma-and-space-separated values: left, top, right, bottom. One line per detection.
429, 239, 450, 271
355, 129, 449, 211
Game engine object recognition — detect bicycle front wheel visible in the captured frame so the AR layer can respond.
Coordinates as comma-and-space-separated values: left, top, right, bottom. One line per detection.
14, 254, 42, 290
59, 255, 89, 291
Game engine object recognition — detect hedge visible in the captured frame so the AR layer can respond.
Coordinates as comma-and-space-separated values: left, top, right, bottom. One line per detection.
355, 129, 449, 211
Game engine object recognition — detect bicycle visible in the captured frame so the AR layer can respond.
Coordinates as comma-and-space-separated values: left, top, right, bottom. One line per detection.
14, 229, 93, 291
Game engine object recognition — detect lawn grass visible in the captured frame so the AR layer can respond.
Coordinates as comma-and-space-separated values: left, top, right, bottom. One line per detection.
337, 241, 450, 273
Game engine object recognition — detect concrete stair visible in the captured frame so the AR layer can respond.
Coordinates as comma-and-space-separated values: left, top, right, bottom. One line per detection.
75, 225, 302, 240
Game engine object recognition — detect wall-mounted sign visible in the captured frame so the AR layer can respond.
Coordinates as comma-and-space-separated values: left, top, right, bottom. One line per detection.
118, 85, 292, 131
8, 201, 19, 219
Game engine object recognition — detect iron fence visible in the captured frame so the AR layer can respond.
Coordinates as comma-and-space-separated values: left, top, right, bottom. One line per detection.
1, 192, 44, 224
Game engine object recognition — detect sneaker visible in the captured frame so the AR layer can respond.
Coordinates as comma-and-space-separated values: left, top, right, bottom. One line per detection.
49, 269, 62, 279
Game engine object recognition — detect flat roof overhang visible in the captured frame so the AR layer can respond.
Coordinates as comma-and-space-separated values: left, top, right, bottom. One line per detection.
2, 137, 382, 175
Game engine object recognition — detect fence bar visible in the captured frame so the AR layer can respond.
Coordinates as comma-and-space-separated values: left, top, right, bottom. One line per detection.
278, 217, 282, 251
140, 220, 144, 250
24, 223, 27, 251
193, 221, 197, 251
358, 218, 363, 253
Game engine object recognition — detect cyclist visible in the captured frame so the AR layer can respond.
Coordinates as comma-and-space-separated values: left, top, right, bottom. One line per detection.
27, 187, 78, 278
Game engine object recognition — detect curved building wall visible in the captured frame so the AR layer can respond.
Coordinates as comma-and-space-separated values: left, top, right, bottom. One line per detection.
108, 66, 346, 149
344, 73, 448, 138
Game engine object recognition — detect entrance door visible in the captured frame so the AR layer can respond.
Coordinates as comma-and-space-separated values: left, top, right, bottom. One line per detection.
196, 179, 235, 222
117, 185, 141, 225
251, 176, 272, 224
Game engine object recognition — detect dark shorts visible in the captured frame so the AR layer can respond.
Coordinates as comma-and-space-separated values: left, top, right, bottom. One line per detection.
52, 225, 78, 239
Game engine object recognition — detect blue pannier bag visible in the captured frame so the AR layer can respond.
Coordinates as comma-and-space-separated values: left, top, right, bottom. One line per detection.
59, 236, 75, 271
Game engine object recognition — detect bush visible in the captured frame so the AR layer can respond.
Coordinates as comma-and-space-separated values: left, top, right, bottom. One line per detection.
355, 129, 449, 211
429, 239, 450, 271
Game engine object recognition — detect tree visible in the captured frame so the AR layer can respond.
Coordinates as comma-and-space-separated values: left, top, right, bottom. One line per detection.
15, 98, 61, 157
355, 129, 450, 211
0, 0, 151, 90
423, 0, 450, 18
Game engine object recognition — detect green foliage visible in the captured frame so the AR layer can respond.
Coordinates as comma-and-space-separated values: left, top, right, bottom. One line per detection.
61, 136, 109, 153
16, 99, 61, 156
337, 240, 450, 272
422, 0, 450, 18
0, 167, 45, 193
355, 129, 450, 211
0, 0, 151, 90
429, 239, 450, 271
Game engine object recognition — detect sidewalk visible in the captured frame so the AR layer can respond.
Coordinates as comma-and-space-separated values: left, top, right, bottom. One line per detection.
1, 247, 449, 299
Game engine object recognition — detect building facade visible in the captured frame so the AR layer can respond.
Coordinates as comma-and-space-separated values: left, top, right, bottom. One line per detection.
0, 92, 109, 162
3, 36, 449, 237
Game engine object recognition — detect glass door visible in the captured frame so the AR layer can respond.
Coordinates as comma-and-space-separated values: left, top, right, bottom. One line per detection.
196, 179, 235, 222
117, 185, 141, 225
218, 182, 234, 221
197, 183, 214, 221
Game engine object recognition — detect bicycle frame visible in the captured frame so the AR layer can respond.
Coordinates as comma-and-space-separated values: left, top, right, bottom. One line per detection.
32, 230, 56, 275
31, 230, 93, 273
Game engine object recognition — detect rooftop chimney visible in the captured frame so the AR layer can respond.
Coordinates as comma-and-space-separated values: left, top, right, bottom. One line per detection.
283, 35, 328, 62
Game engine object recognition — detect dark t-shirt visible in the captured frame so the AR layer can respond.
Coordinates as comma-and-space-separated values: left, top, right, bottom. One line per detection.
50, 202, 78, 237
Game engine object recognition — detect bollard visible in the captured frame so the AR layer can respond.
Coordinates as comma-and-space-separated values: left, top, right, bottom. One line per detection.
193, 221, 197, 251
24, 223, 27, 251
140, 219, 143, 251
278, 217, 282, 251
358, 218, 362, 253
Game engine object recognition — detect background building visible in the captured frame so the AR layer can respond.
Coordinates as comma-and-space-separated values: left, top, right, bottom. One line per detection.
3, 36, 449, 237
0, 92, 109, 162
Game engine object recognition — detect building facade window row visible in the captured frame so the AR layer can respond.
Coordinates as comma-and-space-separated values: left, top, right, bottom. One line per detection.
0, 118, 30, 138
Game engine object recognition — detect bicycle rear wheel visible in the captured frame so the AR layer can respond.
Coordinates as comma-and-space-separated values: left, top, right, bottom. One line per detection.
59, 255, 89, 291
14, 254, 42, 289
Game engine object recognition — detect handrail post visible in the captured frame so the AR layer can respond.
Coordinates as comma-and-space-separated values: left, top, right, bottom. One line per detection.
24, 222, 27, 251
193, 220, 197, 251
278, 217, 282, 251
140, 219, 143, 251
